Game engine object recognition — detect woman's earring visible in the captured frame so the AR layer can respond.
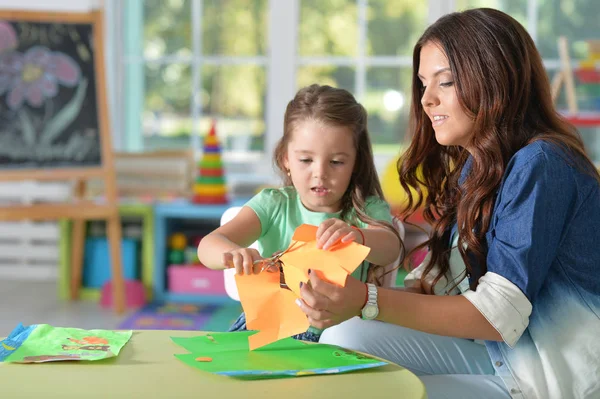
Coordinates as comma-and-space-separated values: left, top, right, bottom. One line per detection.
286, 170, 291, 177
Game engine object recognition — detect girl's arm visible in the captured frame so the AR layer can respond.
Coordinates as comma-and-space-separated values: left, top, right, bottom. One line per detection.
197, 206, 262, 270
318, 219, 401, 266
360, 226, 401, 266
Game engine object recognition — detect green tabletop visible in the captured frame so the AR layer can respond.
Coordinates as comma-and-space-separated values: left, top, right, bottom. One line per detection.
1, 330, 427, 398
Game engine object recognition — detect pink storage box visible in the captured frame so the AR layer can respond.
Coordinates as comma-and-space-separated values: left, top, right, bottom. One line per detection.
167, 265, 226, 295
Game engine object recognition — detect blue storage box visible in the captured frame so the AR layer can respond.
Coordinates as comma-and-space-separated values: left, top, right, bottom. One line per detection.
83, 238, 139, 288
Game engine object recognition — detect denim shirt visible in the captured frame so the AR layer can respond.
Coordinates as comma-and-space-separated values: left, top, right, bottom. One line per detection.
457, 141, 600, 399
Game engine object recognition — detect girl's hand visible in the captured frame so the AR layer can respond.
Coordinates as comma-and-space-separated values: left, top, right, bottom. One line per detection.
222, 248, 264, 275
296, 271, 367, 329
317, 218, 363, 250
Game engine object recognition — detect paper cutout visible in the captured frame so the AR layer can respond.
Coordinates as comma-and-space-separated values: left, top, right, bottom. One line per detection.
0, 323, 132, 363
172, 331, 388, 379
234, 224, 371, 350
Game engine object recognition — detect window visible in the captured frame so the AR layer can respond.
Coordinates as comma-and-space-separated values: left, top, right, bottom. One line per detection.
297, 0, 428, 152
112, 0, 600, 176
117, 0, 430, 169
122, 0, 268, 161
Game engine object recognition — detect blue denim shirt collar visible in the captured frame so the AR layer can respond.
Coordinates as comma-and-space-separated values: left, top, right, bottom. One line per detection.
451, 155, 481, 285
459, 155, 473, 185
450, 155, 473, 241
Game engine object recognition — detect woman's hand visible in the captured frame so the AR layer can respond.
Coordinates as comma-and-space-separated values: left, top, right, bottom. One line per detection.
296, 271, 367, 329
222, 248, 264, 275
317, 218, 363, 250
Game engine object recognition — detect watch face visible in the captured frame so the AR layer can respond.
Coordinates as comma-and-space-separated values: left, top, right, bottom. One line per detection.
363, 304, 378, 319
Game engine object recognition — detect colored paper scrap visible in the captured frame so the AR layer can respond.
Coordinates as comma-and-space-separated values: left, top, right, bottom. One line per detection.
0, 323, 132, 363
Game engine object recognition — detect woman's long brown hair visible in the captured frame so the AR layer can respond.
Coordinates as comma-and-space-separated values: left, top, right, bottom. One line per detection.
399, 8, 599, 292
274, 84, 404, 285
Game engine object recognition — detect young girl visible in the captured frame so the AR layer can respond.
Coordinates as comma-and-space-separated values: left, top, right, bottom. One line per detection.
197, 84, 402, 341
296, 9, 600, 399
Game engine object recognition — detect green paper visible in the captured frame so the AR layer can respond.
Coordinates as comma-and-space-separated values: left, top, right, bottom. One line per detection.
3, 324, 132, 363
171, 331, 387, 379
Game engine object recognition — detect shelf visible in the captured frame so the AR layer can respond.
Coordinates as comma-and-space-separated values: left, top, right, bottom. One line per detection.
561, 111, 600, 127
153, 197, 251, 304
154, 198, 249, 219
58, 202, 155, 302
575, 68, 600, 84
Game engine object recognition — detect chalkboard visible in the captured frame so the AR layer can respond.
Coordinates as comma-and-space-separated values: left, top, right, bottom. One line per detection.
0, 13, 102, 170
0, 11, 125, 314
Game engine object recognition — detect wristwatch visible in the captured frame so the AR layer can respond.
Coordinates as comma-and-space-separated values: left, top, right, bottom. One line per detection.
361, 283, 379, 320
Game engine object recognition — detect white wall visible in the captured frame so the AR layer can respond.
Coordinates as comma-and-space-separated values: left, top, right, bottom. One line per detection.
0, 0, 101, 11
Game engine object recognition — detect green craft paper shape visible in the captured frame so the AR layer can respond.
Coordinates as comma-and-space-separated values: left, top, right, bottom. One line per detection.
172, 331, 387, 379
3, 324, 132, 363
171, 331, 306, 354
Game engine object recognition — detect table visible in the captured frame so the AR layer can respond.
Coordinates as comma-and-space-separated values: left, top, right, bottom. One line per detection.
1, 330, 427, 398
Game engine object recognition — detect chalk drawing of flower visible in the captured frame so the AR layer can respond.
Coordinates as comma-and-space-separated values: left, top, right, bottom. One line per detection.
2, 46, 81, 110
0, 51, 21, 96
0, 21, 18, 95
0, 21, 18, 52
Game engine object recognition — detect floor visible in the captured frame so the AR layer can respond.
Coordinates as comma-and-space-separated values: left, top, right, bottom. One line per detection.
1, 268, 411, 338
0, 280, 130, 337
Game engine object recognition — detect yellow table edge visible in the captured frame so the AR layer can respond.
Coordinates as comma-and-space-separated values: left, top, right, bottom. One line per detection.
1, 329, 427, 399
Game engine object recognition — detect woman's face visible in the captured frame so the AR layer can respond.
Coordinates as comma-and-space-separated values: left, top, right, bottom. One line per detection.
418, 41, 475, 149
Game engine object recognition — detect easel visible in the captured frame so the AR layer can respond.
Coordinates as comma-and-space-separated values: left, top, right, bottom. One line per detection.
551, 36, 579, 113
0, 10, 125, 313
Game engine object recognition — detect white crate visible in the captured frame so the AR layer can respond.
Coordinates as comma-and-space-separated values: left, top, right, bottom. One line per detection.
0, 181, 71, 281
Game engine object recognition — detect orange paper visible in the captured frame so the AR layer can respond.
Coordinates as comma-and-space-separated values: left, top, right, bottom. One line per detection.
234, 224, 371, 350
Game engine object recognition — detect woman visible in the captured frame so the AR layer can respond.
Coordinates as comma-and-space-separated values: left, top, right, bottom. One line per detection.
295, 8, 600, 399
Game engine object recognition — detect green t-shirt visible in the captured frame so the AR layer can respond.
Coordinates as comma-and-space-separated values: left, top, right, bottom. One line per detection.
245, 186, 393, 283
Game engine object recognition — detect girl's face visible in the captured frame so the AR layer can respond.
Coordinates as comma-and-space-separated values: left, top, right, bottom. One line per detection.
418, 41, 475, 149
283, 119, 356, 213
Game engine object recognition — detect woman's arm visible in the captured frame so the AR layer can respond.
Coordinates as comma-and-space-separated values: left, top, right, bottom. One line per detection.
298, 273, 502, 342
377, 288, 502, 341
197, 206, 262, 270
391, 285, 424, 293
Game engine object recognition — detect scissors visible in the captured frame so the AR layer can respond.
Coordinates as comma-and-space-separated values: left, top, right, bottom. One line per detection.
254, 240, 301, 272
253, 250, 284, 273
253, 241, 301, 289
252, 254, 287, 289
